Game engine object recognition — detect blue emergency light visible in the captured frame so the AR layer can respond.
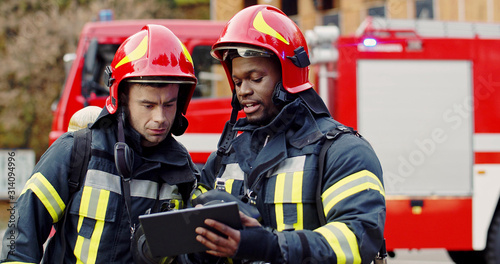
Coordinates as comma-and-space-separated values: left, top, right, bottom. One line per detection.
363, 38, 377, 47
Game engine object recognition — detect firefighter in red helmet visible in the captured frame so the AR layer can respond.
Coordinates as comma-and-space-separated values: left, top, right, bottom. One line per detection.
194, 5, 386, 264
0, 25, 199, 263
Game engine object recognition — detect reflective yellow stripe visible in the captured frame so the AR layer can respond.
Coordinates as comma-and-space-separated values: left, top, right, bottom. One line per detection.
192, 184, 209, 200
88, 189, 110, 263
274, 171, 304, 231
75, 186, 92, 263
20, 176, 36, 195
314, 222, 361, 264
292, 171, 303, 230
22, 173, 65, 223
322, 170, 384, 217
225, 179, 235, 195
74, 186, 110, 264
274, 173, 286, 231
198, 184, 209, 193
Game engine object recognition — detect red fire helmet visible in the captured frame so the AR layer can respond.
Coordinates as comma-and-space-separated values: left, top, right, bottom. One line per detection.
211, 5, 312, 94
105, 24, 197, 115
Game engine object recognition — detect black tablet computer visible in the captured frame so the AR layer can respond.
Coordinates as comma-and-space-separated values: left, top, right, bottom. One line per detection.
138, 201, 242, 257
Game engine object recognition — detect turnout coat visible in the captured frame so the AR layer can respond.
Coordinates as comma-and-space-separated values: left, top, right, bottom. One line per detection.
1, 110, 198, 263
201, 98, 386, 264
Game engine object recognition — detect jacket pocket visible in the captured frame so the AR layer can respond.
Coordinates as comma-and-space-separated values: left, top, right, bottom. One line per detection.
264, 169, 316, 232
68, 185, 119, 261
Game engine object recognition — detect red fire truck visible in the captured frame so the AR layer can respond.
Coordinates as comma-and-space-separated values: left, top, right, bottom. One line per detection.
324, 17, 500, 263
51, 13, 500, 263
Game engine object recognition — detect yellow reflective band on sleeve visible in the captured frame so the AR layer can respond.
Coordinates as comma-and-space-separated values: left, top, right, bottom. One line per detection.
314, 222, 361, 264
74, 186, 110, 264
322, 170, 384, 217
21, 172, 65, 223
274, 171, 304, 231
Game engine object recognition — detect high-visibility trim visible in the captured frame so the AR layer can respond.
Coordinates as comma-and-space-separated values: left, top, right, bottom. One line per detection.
172, 199, 181, 210
225, 179, 235, 195
275, 172, 286, 231
314, 222, 361, 264
274, 171, 304, 231
198, 184, 209, 193
88, 190, 109, 262
131, 179, 158, 199
220, 163, 245, 181
270, 156, 306, 175
21, 172, 65, 223
75, 186, 91, 263
292, 172, 304, 230
159, 183, 181, 201
322, 170, 384, 217
86, 170, 177, 200
192, 184, 209, 200
75, 186, 110, 264
85, 170, 121, 194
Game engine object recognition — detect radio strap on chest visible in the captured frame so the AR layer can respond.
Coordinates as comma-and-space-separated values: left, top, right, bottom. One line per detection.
115, 110, 135, 237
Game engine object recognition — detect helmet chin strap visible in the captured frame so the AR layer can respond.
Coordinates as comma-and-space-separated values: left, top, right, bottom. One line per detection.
216, 91, 240, 157
272, 81, 297, 106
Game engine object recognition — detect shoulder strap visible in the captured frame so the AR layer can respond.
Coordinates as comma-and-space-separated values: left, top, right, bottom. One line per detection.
56, 127, 92, 262
69, 127, 92, 196
316, 126, 358, 226
315, 126, 388, 262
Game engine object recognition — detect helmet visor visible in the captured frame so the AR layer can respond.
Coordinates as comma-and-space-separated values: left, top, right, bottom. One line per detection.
211, 46, 272, 61
125, 76, 196, 85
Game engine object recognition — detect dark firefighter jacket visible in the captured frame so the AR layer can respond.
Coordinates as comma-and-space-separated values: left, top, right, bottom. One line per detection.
200, 98, 386, 264
0, 109, 199, 263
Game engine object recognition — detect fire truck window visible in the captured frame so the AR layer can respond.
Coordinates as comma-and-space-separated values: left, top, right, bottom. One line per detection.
416, 0, 434, 19
81, 41, 119, 98
367, 5, 386, 17
192, 45, 231, 98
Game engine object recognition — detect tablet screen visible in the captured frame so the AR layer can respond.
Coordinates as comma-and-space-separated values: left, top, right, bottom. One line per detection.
138, 201, 242, 257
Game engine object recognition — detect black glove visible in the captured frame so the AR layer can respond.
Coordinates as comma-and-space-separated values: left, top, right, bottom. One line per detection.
191, 189, 261, 220
131, 217, 175, 264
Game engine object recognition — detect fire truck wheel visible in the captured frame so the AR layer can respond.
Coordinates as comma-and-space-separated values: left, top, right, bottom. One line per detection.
486, 209, 500, 264
447, 250, 485, 264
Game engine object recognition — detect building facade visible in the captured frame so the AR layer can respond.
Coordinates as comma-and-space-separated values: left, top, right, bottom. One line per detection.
211, 0, 500, 35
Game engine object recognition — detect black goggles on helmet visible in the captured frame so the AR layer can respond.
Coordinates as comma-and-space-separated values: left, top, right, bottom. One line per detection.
211, 46, 272, 61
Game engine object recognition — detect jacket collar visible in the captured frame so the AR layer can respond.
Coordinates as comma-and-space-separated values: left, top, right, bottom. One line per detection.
91, 107, 188, 167
233, 97, 324, 147
230, 98, 324, 181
